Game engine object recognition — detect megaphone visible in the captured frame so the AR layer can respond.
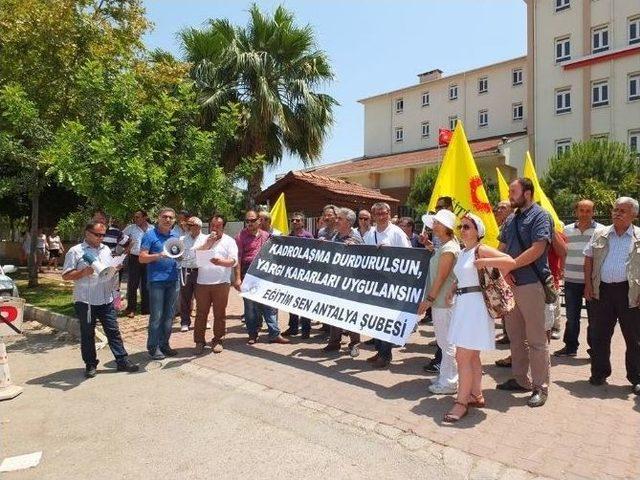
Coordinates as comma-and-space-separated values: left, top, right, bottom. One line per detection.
163, 238, 185, 259
81, 252, 116, 279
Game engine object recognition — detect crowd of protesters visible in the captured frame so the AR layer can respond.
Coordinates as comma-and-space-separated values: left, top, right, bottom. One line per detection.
58, 178, 640, 423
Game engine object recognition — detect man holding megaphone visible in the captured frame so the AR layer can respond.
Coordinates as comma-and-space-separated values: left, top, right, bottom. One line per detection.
62, 221, 139, 378
139, 207, 181, 360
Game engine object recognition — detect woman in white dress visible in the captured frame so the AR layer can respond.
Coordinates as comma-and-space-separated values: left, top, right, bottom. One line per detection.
443, 213, 515, 423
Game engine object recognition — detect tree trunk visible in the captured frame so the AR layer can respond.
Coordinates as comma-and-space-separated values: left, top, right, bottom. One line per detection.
27, 191, 39, 288
245, 166, 264, 210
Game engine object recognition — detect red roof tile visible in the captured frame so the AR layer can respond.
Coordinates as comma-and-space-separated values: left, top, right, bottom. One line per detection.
257, 170, 399, 203
307, 134, 518, 177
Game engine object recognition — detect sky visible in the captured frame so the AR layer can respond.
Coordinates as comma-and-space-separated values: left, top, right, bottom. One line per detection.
143, 0, 527, 187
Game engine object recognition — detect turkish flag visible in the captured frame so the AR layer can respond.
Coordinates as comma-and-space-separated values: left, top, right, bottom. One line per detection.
438, 128, 453, 147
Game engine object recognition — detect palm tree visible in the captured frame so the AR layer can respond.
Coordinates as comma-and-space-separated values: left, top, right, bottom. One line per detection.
180, 4, 337, 205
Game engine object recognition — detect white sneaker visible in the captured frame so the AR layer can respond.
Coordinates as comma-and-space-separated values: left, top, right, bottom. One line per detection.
180, 325, 189, 332
206, 322, 212, 330
428, 383, 458, 395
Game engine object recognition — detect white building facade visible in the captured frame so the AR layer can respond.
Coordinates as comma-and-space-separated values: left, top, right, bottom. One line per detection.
361, 57, 529, 158
527, 0, 640, 171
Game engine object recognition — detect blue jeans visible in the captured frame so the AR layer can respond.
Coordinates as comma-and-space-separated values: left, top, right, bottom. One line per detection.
147, 280, 179, 353
563, 282, 591, 353
288, 313, 311, 335
243, 298, 280, 339
74, 302, 128, 367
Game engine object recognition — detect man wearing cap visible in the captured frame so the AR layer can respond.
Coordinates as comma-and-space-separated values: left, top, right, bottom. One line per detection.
497, 178, 553, 408
178, 217, 207, 332
363, 202, 411, 369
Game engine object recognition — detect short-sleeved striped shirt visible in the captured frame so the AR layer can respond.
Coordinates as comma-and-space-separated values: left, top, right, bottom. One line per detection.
563, 220, 603, 284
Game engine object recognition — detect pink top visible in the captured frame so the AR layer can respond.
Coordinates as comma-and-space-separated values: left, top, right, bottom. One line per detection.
236, 228, 270, 268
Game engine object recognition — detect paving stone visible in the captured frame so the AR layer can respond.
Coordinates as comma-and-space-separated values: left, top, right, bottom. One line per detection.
469, 458, 505, 480
442, 447, 474, 477
374, 423, 404, 440
397, 434, 429, 451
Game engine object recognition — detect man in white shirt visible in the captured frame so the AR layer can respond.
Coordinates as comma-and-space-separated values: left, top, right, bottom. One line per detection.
62, 221, 139, 378
363, 202, 411, 369
193, 214, 239, 355
178, 217, 207, 332
122, 210, 152, 317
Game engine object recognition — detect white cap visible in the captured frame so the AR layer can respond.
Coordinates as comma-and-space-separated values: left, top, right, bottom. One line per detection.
463, 212, 486, 238
422, 209, 457, 231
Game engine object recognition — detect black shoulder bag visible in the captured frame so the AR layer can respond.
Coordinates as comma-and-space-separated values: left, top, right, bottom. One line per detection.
513, 213, 558, 304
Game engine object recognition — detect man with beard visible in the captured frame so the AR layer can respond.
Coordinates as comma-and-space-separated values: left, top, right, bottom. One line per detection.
497, 178, 553, 408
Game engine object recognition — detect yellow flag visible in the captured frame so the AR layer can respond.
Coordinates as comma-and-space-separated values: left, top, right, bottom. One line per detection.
270, 192, 289, 235
523, 152, 563, 232
428, 122, 500, 246
496, 167, 510, 202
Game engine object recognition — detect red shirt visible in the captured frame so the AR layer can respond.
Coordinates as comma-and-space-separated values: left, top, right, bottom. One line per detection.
548, 232, 568, 287
236, 228, 270, 277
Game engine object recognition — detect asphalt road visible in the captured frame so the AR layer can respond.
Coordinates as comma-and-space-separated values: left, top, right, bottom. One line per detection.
0, 322, 467, 480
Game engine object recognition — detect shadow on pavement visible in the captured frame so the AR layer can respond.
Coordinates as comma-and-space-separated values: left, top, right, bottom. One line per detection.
555, 380, 633, 400
26, 368, 88, 391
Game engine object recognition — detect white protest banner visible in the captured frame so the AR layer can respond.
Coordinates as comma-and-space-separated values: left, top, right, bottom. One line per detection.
240, 237, 430, 346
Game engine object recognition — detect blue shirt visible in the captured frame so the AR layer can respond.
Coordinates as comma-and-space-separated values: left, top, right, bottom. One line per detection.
499, 203, 552, 285
141, 227, 179, 283
584, 225, 636, 283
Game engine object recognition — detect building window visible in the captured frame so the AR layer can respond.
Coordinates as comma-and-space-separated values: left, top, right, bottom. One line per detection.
395, 98, 404, 113
421, 121, 430, 138
555, 139, 571, 156
630, 16, 640, 45
555, 87, 571, 114
555, 36, 571, 63
394, 127, 404, 142
478, 109, 488, 128
629, 73, 640, 101
512, 102, 524, 121
448, 116, 458, 130
512, 68, 523, 86
629, 129, 640, 155
555, 0, 570, 12
592, 80, 609, 108
421, 91, 430, 107
592, 25, 609, 54
478, 77, 488, 94
449, 84, 458, 100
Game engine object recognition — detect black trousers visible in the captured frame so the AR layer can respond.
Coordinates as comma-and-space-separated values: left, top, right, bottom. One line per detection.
590, 282, 640, 385
126, 254, 149, 314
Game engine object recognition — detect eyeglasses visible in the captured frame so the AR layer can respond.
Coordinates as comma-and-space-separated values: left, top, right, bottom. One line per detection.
290, 218, 302, 223
245, 218, 258, 223
186, 223, 197, 227
89, 231, 105, 238
358, 217, 370, 221
457, 224, 473, 231
160, 215, 175, 220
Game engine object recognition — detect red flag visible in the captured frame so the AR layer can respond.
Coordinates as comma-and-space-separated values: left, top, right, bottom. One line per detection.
438, 128, 453, 147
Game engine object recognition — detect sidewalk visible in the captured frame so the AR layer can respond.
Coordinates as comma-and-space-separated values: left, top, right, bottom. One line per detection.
119, 289, 640, 480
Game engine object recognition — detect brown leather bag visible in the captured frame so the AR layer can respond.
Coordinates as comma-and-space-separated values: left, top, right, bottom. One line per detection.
475, 246, 515, 319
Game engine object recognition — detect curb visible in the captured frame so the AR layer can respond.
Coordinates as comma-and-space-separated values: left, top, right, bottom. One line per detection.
24, 305, 80, 339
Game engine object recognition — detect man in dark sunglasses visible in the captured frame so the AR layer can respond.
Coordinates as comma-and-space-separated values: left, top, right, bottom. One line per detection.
236, 210, 289, 345
282, 212, 314, 339
62, 221, 139, 378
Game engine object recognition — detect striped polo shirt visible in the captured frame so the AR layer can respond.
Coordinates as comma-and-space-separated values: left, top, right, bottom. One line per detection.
563, 220, 603, 284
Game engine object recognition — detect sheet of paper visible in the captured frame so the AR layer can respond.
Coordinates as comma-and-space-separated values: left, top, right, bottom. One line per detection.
195, 250, 216, 268
0, 452, 43, 472
109, 254, 126, 268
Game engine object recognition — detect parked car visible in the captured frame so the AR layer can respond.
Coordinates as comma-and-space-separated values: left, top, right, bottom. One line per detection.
0, 264, 19, 297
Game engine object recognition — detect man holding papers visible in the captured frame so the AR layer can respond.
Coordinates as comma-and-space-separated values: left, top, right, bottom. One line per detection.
193, 215, 238, 355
